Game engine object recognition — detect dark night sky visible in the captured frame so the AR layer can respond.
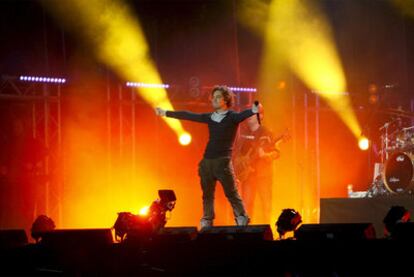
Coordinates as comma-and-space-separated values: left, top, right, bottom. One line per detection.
0, 0, 413, 100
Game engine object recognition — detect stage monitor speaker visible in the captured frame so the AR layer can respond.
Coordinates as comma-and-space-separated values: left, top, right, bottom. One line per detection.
40, 228, 113, 249
198, 224, 273, 241
294, 223, 376, 241
0, 229, 28, 249
157, 227, 198, 242
392, 222, 414, 240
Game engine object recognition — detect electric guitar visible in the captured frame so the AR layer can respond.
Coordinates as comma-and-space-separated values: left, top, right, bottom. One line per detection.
233, 129, 290, 184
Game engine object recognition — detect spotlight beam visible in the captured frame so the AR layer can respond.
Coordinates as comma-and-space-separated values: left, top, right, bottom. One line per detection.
243, 0, 363, 138
43, 0, 189, 144
267, 0, 360, 137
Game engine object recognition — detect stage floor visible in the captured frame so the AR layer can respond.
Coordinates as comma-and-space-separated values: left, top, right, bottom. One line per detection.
0, 236, 412, 276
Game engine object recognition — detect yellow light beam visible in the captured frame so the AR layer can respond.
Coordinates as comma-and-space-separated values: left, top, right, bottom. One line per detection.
265, 0, 360, 138
240, 0, 361, 138
393, 0, 414, 18
265, 0, 361, 137
42, 0, 188, 141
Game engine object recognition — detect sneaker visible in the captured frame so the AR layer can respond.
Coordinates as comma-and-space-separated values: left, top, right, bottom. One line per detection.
200, 218, 213, 229
235, 215, 249, 226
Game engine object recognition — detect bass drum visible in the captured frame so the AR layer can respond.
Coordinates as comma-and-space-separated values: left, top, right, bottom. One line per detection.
384, 152, 414, 193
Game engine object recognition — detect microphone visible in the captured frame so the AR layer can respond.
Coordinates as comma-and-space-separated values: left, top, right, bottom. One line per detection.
379, 122, 389, 131
254, 100, 261, 125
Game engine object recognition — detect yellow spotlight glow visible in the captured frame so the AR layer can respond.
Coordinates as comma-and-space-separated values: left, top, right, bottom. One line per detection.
43, 0, 188, 138
138, 206, 150, 216
314, 91, 361, 138
179, 133, 192, 146
393, 0, 414, 17
253, 0, 362, 138
358, 137, 370, 151
262, 0, 346, 93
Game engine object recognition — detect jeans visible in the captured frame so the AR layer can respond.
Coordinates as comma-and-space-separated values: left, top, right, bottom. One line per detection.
198, 157, 248, 223
242, 173, 273, 224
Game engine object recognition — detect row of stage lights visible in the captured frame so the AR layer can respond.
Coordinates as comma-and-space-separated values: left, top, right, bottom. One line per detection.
126, 82, 170, 89
17, 75, 370, 150
19, 75, 66, 84
228, 87, 257, 92
30, 203, 409, 242
17, 77, 258, 93
125, 82, 258, 92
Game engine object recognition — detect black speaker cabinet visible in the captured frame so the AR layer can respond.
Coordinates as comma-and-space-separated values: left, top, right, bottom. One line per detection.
392, 222, 414, 240
0, 229, 28, 249
198, 224, 273, 241
157, 226, 198, 242
40, 228, 113, 249
294, 223, 376, 240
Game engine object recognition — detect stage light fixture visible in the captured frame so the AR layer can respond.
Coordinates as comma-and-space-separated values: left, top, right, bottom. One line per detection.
147, 190, 176, 231
113, 190, 177, 241
227, 86, 257, 92
113, 212, 145, 241
358, 136, 370, 151
179, 133, 192, 146
139, 205, 150, 216
31, 215, 56, 243
276, 208, 302, 239
383, 205, 410, 238
126, 82, 169, 89
19, 75, 66, 84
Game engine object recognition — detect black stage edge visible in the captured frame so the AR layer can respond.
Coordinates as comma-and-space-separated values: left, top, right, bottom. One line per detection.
0, 225, 412, 276
320, 195, 414, 237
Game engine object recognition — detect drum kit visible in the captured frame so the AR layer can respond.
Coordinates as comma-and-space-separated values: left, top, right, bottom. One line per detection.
368, 109, 414, 196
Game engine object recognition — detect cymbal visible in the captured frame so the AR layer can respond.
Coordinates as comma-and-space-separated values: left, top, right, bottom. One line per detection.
383, 108, 414, 118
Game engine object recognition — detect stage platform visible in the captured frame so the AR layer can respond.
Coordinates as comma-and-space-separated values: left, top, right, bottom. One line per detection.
320, 195, 414, 237
0, 226, 412, 276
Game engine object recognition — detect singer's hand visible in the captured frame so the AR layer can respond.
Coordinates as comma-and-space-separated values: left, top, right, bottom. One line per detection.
155, 107, 166, 116
252, 102, 263, 114
269, 151, 280, 160
252, 103, 259, 114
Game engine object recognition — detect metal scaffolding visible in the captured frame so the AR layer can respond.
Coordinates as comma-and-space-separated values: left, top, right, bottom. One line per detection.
106, 84, 138, 189
0, 75, 62, 227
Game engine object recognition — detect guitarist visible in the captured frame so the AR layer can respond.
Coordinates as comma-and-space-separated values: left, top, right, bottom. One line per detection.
234, 112, 286, 224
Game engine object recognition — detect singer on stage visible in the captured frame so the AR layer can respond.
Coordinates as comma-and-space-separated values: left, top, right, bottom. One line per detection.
155, 85, 261, 228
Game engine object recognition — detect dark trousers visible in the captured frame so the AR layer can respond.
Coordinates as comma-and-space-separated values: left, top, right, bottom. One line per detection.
198, 157, 248, 221
242, 173, 273, 224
